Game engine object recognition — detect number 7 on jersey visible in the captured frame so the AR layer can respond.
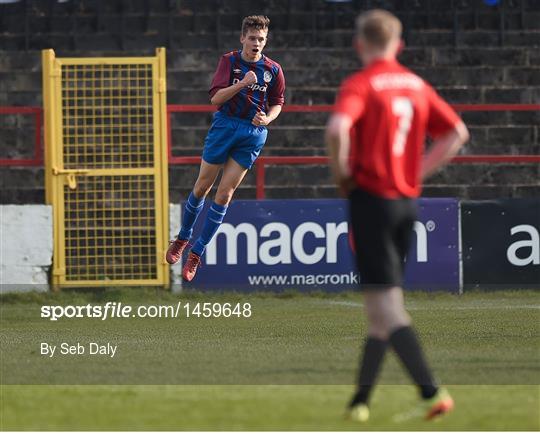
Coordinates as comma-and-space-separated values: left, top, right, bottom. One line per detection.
391, 97, 414, 157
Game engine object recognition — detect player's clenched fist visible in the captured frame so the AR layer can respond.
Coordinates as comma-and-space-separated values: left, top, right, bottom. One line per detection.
241, 70, 258, 86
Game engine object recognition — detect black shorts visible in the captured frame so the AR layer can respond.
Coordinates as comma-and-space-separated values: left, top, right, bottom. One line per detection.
348, 188, 417, 290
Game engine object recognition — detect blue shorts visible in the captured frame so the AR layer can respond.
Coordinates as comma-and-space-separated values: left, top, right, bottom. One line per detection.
202, 111, 268, 169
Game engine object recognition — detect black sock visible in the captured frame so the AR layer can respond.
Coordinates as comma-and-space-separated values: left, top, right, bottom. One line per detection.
349, 337, 388, 407
389, 326, 438, 399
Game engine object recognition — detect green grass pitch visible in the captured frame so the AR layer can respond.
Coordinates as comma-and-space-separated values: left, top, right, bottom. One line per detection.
1, 289, 539, 430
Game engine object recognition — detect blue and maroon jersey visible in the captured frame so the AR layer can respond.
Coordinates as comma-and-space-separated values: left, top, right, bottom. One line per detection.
209, 50, 286, 121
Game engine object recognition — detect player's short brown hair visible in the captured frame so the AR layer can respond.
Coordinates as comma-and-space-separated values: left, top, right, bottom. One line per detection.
356, 9, 402, 49
241, 15, 270, 35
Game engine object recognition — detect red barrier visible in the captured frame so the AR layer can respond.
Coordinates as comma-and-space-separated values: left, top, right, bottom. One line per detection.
167, 154, 540, 199
167, 104, 540, 199
167, 103, 540, 113
2, 104, 539, 201
0, 106, 42, 166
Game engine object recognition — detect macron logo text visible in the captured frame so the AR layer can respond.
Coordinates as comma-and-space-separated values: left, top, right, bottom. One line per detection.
205, 221, 430, 265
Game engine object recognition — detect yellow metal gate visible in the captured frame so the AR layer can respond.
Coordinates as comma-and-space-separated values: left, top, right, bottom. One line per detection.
42, 48, 169, 288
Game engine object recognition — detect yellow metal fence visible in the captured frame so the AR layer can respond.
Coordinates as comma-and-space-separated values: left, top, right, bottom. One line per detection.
42, 48, 169, 288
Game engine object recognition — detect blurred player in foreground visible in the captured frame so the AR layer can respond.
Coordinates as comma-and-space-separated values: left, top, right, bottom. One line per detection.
325, 9, 469, 422
166, 15, 285, 281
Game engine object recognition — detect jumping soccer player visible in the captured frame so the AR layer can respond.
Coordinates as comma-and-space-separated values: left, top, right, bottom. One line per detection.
166, 15, 285, 281
325, 9, 469, 422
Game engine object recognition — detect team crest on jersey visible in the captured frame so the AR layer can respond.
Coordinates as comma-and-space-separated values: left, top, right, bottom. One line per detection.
263, 71, 273, 83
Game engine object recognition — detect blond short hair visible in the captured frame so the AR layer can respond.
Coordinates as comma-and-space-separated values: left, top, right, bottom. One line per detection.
356, 9, 402, 49
241, 15, 270, 35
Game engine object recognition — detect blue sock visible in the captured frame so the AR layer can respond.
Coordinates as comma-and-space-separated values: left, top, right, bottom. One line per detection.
191, 202, 228, 257
178, 191, 205, 241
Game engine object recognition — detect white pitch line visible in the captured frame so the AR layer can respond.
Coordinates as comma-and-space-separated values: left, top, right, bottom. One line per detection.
324, 300, 363, 308
319, 300, 540, 310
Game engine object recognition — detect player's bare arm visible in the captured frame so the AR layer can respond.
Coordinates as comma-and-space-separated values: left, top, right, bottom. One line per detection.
252, 104, 282, 126
325, 113, 355, 196
421, 121, 469, 180
210, 71, 258, 106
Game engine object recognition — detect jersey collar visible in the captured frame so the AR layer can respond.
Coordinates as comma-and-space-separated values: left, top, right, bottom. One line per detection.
370, 57, 398, 66
238, 50, 265, 64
